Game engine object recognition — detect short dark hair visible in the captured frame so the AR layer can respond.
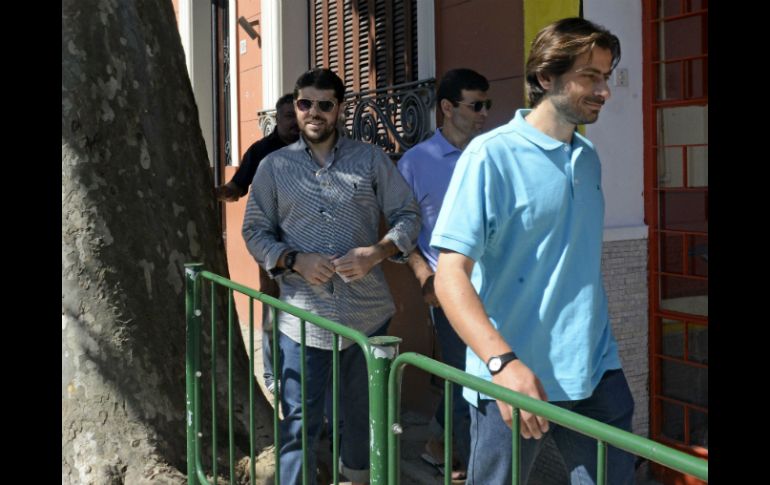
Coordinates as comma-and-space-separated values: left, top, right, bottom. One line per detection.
293, 68, 345, 103
526, 17, 621, 107
436, 68, 489, 106
275, 93, 294, 111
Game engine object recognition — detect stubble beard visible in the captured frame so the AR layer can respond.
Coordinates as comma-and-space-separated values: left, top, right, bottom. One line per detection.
550, 77, 604, 125
302, 118, 336, 144
552, 93, 602, 125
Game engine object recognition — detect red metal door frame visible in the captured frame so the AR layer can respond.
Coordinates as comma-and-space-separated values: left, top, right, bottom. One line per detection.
642, 1, 708, 483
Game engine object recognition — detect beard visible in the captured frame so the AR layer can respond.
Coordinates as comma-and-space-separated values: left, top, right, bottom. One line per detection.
301, 117, 336, 144
551, 93, 604, 125
549, 77, 605, 125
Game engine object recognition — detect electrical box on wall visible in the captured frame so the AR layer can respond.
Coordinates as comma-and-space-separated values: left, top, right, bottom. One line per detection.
614, 68, 629, 87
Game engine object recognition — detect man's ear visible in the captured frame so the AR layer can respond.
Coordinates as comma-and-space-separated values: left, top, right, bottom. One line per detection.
536, 72, 553, 92
440, 98, 455, 119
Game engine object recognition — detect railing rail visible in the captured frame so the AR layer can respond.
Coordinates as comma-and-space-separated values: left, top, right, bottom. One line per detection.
185, 263, 399, 485
186, 264, 708, 484
387, 352, 708, 485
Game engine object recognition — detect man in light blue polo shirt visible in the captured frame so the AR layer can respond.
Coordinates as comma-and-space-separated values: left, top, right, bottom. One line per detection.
397, 68, 491, 480
432, 18, 635, 485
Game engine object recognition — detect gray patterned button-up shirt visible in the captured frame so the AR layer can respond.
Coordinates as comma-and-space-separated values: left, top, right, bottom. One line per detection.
242, 134, 420, 350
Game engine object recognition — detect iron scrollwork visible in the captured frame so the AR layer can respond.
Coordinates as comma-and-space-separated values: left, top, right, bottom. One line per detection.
256, 78, 436, 159
257, 109, 277, 137
346, 78, 436, 158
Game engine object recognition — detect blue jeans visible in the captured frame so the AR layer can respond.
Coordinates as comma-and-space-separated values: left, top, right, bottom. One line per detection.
467, 369, 635, 485
430, 306, 471, 467
277, 320, 389, 485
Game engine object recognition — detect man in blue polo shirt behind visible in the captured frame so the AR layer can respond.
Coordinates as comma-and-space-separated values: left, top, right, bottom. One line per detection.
432, 18, 635, 485
397, 68, 491, 482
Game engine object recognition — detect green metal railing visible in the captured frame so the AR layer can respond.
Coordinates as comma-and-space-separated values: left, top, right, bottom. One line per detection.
186, 264, 708, 484
387, 352, 709, 485
185, 263, 400, 485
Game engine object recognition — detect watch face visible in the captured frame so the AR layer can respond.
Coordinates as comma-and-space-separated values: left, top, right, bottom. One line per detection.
489, 357, 501, 372
286, 252, 296, 270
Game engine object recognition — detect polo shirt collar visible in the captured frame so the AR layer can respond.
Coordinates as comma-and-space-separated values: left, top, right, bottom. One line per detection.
511, 109, 598, 151
511, 109, 564, 150
434, 128, 462, 157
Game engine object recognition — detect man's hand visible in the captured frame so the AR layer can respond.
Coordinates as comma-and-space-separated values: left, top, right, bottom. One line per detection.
215, 181, 245, 202
421, 274, 440, 307
293, 253, 336, 285
492, 360, 550, 439
332, 246, 384, 282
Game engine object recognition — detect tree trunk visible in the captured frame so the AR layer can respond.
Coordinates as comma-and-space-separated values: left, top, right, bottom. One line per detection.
62, 1, 273, 483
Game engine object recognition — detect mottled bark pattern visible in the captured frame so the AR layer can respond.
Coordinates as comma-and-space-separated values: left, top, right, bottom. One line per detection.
62, 1, 272, 483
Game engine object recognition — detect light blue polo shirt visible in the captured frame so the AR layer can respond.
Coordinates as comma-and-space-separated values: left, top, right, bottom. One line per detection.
431, 109, 621, 405
397, 129, 461, 270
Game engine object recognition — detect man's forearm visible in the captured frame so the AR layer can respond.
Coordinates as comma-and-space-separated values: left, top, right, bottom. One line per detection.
407, 249, 434, 285
371, 237, 398, 263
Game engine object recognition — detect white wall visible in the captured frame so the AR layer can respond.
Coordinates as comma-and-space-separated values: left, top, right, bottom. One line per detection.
228, 3, 239, 166
584, 0, 647, 241
178, 0, 214, 166
262, 0, 309, 106
417, 0, 435, 81
280, 1, 309, 94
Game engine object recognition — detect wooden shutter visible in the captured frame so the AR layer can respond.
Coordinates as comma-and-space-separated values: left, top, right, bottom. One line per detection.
311, 0, 418, 94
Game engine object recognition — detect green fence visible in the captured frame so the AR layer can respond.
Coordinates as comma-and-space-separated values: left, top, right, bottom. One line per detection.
186, 264, 708, 484
387, 352, 708, 484
185, 263, 399, 485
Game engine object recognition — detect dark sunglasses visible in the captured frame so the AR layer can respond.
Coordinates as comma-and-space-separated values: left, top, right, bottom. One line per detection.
455, 99, 492, 112
295, 98, 337, 113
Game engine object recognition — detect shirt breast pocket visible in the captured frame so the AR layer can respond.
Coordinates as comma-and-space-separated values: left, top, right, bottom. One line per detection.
351, 173, 377, 203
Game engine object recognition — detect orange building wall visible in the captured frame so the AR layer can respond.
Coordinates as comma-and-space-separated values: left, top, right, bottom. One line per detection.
225, 0, 266, 335
171, 0, 180, 24
435, 0, 525, 128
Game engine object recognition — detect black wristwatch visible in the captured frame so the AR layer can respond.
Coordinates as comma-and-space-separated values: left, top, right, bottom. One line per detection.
284, 251, 299, 272
486, 351, 518, 375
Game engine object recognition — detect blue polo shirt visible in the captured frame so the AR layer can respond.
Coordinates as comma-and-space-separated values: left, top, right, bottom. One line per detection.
431, 109, 621, 405
397, 129, 461, 270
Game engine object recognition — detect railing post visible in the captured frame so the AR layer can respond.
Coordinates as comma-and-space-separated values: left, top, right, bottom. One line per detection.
185, 263, 203, 485
367, 335, 402, 485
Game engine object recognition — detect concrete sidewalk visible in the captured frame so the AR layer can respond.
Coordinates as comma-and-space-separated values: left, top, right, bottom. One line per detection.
312, 408, 457, 485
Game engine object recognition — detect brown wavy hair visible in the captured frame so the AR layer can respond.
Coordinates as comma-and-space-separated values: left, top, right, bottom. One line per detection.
526, 17, 621, 107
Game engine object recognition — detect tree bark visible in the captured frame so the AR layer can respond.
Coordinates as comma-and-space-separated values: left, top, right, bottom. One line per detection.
62, 1, 273, 483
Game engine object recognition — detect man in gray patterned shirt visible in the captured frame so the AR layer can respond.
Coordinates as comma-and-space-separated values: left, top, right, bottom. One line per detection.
242, 68, 420, 485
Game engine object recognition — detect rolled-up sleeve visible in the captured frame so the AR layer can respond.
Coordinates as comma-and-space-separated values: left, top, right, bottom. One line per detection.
372, 147, 421, 263
242, 158, 290, 275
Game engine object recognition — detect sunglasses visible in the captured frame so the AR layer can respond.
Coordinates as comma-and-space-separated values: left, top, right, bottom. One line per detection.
295, 98, 338, 113
455, 99, 492, 112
